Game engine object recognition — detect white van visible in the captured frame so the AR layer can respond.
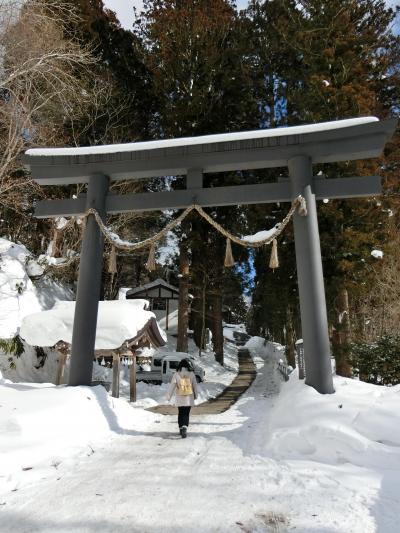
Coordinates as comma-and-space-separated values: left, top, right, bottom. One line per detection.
137, 354, 205, 384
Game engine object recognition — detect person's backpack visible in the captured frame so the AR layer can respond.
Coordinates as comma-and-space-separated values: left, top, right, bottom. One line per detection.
177, 375, 193, 396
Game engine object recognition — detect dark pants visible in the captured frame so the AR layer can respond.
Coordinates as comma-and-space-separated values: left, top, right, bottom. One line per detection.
178, 406, 191, 428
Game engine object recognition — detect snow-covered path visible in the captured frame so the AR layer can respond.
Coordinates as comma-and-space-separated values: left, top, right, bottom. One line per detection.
1, 344, 400, 533
1, 346, 288, 532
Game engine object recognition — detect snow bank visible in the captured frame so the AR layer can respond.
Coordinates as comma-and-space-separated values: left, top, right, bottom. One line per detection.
158, 307, 178, 335
0, 381, 159, 490
266, 370, 400, 465
1, 343, 61, 384
244, 336, 266, 350
0, 239, 42, 338
118, 287, 130, 300
0, 238, 73, 339
20, 299, 166, 349
223, 323, 248, 342
223, 327, 236, 341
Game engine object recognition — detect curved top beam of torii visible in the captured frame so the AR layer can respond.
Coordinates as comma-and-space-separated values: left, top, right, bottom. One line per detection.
24, 117, 397, 185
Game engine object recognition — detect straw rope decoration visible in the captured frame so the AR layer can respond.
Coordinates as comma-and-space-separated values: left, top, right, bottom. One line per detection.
43, 195, 307, 272
87, 195, 307, 271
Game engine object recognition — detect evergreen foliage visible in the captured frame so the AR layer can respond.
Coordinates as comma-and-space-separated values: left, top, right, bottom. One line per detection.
350, 334, 400, 385
0, 335, 24, 357
245, 0, 400, 351
0, 335, 25, 369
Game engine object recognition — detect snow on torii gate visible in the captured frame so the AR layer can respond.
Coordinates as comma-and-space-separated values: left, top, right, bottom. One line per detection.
24, 116, 397, 395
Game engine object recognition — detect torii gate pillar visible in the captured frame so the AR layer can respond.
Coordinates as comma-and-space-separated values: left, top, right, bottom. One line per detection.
69, 174, 109, 386
289, 156, 334, 394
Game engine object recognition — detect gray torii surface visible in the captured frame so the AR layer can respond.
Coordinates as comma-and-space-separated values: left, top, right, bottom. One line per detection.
24, 116, 397, 394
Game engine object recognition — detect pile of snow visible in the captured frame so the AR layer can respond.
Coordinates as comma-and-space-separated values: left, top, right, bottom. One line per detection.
0, 381, 159, 491
223, 323, 248, 342
118, 287, 131, 300
242, 227, 277, 243
266, 371, 400, 463
244, 335, 266, 350
1, 343, 60, 384
157, 307, 179, 335
0, 239, 43, 339
245, 336, 286, 357
223, 326, 236, 341
371, 249, 384, 259
0, 238, 73, 339
20, 299, 166, 349
224, 323, 246, 331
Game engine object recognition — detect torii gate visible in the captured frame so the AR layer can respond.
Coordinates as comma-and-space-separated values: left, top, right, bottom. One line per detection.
24, 117, 397, 394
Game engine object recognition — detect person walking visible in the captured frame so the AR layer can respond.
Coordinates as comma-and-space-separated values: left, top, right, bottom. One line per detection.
166, 358, 198, 438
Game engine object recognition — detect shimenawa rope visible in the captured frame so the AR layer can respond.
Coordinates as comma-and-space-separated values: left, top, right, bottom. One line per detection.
43, 195, 307, 271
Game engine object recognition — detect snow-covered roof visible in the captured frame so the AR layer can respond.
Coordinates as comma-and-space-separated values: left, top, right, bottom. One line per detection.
19, 300, 167, 350
126, 278, 179, 298
24, 117, 397, 185
25, 117, 378, 157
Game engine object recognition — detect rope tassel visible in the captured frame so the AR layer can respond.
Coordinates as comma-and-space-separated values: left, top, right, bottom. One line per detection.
146, 243, 157, 272
224, 238, 235, 267
269, 238, 279, 270
108, 245, 117, 275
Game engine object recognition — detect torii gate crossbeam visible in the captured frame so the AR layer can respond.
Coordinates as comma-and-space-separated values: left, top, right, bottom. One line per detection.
24, 117, 397, 394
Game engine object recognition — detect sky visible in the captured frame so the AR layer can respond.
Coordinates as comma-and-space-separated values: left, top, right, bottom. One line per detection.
104, 0, 251, 29
105, 0, 399, 33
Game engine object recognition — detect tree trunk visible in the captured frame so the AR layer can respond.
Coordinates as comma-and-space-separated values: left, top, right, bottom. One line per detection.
211, 286, 224, 365
333, 288, 352, 377
199, 273, 207, 357
286, 306, 296, 368
176, 241, 189, 353
190, 218, 208, 350
192, 289, 203, 349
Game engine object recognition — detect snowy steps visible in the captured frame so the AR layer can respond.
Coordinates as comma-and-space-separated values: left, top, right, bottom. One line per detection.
148, 348, 257, 416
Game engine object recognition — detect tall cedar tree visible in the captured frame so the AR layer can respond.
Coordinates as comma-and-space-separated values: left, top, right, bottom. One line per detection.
66, 0, 154, 143
134, 0, 258, 362
64, 0, 168, 297
246, 0, 400, 372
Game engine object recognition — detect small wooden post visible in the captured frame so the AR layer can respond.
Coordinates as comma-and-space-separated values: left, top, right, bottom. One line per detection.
166, 299, 169, 331
56, 351, 68, 386
112, 353, 120, 398
130, 349, 137, 403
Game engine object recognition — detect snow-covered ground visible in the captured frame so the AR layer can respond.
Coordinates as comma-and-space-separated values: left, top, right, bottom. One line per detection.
1, 340, 399, 533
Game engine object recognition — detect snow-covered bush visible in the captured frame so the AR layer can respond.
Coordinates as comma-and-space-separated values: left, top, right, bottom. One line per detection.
0, 335, 24, 369
0, 237, 73, 381
350, 334, 400, 385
